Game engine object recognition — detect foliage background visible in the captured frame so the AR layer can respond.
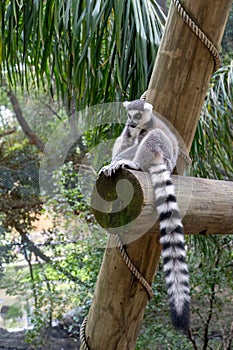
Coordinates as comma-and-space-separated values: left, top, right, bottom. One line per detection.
0, 0, 232, 349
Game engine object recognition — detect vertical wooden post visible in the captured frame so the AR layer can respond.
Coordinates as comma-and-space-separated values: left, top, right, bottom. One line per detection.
81, 1, 232, 349
147, 0, 232, 149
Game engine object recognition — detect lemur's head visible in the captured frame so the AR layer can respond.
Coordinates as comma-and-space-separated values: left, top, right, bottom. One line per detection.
123, 100, 153, 131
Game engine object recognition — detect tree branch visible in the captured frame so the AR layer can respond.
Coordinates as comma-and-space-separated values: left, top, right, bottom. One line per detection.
0, 127, 17, 138
2, 82, 45, 152
45, 103, 62, 121
188, 329, 199, 350
18, 231, 85, 286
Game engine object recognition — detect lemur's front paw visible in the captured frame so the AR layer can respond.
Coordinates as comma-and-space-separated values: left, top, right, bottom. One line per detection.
114, 159, 140, 171
98, 165, 110, 176
99, 160, 139, 177
98, 163, 118, 177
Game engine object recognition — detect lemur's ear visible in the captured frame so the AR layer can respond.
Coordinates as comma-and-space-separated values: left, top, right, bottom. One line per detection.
123, 101, 131, 109
143, 102, 153, 111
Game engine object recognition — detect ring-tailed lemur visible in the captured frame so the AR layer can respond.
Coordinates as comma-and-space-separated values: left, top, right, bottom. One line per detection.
99, 99, 190, 331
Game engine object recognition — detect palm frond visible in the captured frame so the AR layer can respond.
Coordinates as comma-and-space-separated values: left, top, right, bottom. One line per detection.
2, 0, 165, 109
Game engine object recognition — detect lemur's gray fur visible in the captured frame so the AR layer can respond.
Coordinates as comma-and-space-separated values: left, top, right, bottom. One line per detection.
99, 99, 190, 331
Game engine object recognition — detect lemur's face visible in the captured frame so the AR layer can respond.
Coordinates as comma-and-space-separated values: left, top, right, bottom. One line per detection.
127, 109, 151, 130
123, 100, 153, 138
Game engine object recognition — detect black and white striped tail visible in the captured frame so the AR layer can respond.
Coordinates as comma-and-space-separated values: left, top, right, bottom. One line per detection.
149, 163, 190, 332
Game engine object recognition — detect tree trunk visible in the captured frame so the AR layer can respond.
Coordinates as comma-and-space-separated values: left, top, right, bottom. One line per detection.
81, 1, 232, 349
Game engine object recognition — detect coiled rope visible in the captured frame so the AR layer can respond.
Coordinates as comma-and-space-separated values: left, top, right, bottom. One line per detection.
80, 316, 89, 350
173, 0, 220, 72
114, 234, 154, 299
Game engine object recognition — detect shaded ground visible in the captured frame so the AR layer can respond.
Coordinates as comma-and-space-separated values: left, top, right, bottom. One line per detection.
0, 317, 81, 350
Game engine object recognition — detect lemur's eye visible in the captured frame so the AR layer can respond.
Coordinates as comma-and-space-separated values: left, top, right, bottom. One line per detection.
133, 112, 142, 119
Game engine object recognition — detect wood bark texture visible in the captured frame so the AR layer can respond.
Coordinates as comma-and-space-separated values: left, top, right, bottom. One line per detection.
81, 1, 232, 349
93, 170, 233, 236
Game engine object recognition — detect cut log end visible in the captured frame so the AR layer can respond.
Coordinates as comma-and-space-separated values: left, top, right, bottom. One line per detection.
91, 169, 157, 239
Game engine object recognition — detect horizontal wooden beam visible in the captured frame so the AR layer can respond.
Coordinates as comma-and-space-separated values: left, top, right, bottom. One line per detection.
92, 169, 233, 236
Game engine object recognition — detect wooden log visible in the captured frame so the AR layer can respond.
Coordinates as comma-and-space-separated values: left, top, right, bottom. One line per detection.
81, 1, 232, 349
93, 169, 233, 237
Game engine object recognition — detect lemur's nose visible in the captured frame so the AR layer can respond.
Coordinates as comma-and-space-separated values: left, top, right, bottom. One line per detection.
129, 123, 137, 128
